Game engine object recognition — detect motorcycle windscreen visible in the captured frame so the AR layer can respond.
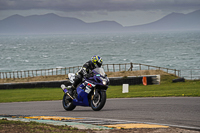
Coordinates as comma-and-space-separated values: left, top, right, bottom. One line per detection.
93, 68, 106, 76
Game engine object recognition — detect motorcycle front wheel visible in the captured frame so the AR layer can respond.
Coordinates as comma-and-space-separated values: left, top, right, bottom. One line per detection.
62, 93, 76, 111
90, 91, 106, 111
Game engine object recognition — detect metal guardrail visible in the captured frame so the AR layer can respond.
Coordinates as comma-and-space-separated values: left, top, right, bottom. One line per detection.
180, 69, 200, 80
0, 62, 180, 79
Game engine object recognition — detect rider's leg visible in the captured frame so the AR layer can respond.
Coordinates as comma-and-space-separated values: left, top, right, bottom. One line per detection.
67, 74, 82, 96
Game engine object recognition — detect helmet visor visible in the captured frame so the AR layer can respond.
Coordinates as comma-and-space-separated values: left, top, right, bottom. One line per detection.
96, 61, 102, 67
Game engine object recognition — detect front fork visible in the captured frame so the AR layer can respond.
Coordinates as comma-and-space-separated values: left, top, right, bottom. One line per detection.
91, 87, 99, 100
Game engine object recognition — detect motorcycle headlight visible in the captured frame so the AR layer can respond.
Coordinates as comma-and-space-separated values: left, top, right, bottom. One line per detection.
102, 80, 107, 85
100, 77, 107, 85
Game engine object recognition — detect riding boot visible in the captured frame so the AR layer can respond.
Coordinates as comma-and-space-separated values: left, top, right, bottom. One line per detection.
61, 84, 68, 93
61, 84, 75, 95
67, 85, 75, 98
67, 74, 82, 98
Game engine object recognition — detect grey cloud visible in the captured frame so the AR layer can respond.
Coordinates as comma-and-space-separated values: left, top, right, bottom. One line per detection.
0, 0, 200, 12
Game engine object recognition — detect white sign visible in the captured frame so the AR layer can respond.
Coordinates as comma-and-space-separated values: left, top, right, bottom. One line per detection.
122, 84, 129, 93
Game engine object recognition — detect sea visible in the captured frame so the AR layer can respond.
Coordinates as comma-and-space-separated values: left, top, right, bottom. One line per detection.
0, 31, 200, 73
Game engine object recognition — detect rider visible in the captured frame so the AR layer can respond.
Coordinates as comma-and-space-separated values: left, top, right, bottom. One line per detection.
61, 55, 103, 98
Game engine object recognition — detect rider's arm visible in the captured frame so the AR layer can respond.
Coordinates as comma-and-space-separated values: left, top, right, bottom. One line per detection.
82, 61, 91, 73
77, 61, 90, 76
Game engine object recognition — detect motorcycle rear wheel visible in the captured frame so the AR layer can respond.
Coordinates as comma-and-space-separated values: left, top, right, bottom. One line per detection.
62, 93, 76, 111
91, 91, 106, 111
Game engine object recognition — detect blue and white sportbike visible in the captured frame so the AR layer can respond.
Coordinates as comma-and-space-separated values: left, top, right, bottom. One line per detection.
61, 67, 109, 111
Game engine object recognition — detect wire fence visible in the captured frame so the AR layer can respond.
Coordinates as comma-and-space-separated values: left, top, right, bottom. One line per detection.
180, 69, 200, 80
0, 63, 180, 80
103, 63, 180, 76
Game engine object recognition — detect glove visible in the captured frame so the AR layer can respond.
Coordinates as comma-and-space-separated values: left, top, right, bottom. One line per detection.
81, 67, 87, 76
86, 72, 93, 78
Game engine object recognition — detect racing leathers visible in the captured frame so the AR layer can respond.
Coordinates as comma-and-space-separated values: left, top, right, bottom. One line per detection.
68, 60, 97, 96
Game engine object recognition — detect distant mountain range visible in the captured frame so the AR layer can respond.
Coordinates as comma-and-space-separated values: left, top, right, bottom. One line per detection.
126, 10, 200, 31
0, 10, 200, 34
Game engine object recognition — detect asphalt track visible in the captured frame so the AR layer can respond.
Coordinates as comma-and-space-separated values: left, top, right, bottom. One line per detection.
0, 97, 200, 130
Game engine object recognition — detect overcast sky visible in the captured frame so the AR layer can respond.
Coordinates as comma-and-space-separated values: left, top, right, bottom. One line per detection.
0, 0, 200, 26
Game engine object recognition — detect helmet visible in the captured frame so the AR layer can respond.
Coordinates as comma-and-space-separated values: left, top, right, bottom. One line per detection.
91, 55, 103, 67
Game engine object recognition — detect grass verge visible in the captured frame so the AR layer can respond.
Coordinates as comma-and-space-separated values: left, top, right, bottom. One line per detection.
0, 75, 199, 103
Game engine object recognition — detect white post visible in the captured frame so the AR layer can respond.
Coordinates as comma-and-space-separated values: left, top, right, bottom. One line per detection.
122, 84, 129, 93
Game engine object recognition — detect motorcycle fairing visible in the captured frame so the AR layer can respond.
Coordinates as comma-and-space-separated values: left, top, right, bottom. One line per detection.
72, 84, 90, 106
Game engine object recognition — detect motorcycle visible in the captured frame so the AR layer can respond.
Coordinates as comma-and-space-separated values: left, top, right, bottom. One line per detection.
61, 67, 109, 111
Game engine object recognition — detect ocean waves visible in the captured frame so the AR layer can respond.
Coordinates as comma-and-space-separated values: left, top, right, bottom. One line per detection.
0, 31, 200, 72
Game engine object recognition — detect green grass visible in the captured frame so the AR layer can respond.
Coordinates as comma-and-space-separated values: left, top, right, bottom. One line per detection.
0, 88, 64, 103
0, 75, 199, 103
107, 81, 200, 98
107, 75, 200, 98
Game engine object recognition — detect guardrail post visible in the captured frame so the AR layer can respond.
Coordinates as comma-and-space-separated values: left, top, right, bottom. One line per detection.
178, 70, 180, 77
174, 69, 175, 76
32, 70, 34, 77
13, 72, 15, 79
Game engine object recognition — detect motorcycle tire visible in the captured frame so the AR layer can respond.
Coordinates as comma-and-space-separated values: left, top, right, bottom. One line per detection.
62, 93, 76, 111
91, 91, 106, 111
